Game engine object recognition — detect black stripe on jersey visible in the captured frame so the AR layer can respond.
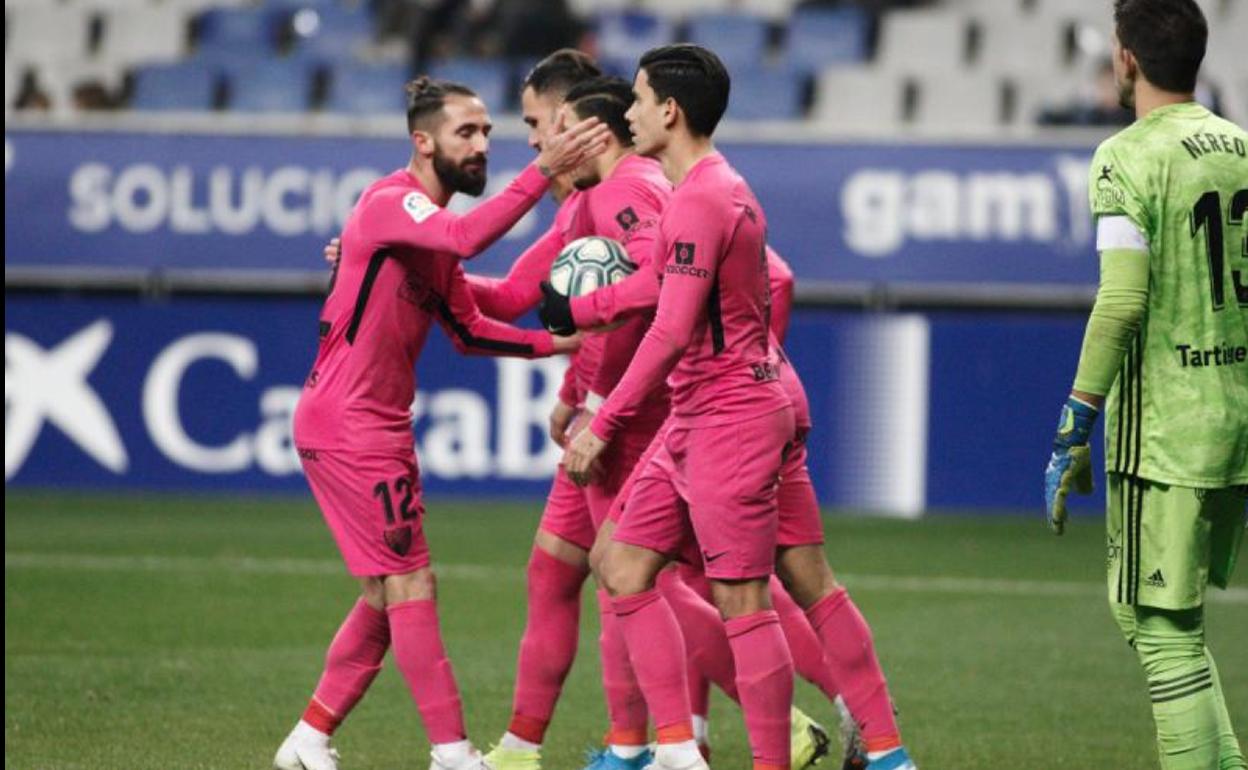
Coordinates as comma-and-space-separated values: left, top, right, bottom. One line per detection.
1151, 680, 1213, 704
346, 250, 390, 345
1115, 347, 1130, 474
707, 276, 725, 355
1149, 668, 1211, 694
432, 295, 535, 355
1115, 477, 1125, 604
1123, 478, 1134, 604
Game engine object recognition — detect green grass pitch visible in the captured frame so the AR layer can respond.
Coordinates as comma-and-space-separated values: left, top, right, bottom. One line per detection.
5, 492, 1246, 769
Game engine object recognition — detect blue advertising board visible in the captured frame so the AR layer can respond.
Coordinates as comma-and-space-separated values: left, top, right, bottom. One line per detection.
5, 293, 1103, 514
4, 129, 1102, 285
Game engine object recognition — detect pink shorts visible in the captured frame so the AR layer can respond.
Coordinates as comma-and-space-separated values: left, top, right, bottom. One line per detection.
542, 422, 664, 549
299, 448, 431, 577
612, 407, 795, 580
777, 432, 824, 547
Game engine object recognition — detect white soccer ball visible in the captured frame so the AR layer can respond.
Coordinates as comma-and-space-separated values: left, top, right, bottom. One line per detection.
548, 236, 636, 297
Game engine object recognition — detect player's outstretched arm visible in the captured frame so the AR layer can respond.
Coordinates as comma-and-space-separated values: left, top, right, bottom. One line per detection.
435, 263, 580, 359
1045, 236, 1149, 534
467, 223, 566, 321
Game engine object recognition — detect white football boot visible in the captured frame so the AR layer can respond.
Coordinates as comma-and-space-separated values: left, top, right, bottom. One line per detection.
430, 740, 493, 770
273, 721, 341, 770
641, 742, 709, 770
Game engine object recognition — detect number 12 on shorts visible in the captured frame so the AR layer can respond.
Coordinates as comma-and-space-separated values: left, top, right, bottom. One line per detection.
373, 476, 421, 525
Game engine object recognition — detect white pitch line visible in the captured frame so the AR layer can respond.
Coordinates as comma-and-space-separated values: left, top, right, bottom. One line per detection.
5, 551, 1245, 605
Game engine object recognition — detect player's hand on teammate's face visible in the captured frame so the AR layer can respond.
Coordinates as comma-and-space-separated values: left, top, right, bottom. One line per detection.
324, 237, 341, 266
549, 400, 576, 448
563, 427, 607, 487
536, 117, 611, 179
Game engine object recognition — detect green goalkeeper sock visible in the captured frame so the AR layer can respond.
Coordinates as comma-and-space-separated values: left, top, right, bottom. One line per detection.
1134, 606, 1244, 770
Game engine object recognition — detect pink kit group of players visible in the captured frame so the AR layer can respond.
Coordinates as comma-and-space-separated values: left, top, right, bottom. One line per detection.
274, 43, 917, 770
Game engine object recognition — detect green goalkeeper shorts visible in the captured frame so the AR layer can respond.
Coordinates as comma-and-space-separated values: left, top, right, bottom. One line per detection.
1107, 474, 1247, 610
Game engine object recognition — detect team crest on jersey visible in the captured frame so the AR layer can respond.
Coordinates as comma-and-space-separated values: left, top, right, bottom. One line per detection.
402, 191, 440, 224
674, 242, 696, 265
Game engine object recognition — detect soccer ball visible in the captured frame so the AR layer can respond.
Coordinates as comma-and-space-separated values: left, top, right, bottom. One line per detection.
548, 236, 637, 297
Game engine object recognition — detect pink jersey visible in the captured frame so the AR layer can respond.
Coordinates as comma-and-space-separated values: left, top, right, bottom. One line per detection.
293, 165, 555, 454
467, 155, 672, 418
591, 152, 786, 441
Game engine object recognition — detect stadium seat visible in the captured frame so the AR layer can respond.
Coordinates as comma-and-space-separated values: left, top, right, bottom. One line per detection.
725, 68, 803, 121
810, 67, 905, 133
735, 0, 800, 24
875, 9, 972, 74
595, 9, 675, 76
227, 59, 314, 113
910, 72, 1005, 132
427, 58, 511, 113
635, 0, 722, 20
686, 12, 770, 70
36, 57, 128, 112
323, 62, 410, 115
6, 5, 93, 64
288, 2, 375, 62
129, 62, 218, 111
194, 6, 284, 56
96, 6, 190, 67
1032, 0, 1104, 25
4, 62, 22, 112
1008, 72, 1083, 125
974, 12, 1066, 76
780, 7, 870, 75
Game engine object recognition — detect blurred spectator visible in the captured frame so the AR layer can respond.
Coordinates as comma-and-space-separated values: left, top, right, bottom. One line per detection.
15, 72, 52, 112
1037, 57, 1133, 127
380, 0, 581, 68
73, 81, 119, 111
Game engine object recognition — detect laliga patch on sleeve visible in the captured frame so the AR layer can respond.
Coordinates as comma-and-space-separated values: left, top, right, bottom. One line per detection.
402, 191, 440, 224
1096, 215, 1149, 252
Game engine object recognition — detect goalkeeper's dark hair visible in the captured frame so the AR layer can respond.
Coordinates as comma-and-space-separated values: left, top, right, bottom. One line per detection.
522, 49, 602, 99
405, 76, 477, 133
566, 76, 635, 146
1113, 0, 1206, 93
638, 44, 730, 138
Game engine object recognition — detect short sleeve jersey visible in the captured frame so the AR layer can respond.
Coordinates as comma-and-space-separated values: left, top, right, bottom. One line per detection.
1089, 102, 1248, 486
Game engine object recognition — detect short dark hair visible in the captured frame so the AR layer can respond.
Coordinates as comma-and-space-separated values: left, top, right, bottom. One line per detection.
406, 76, 477, 133
1114, 0, 1206, 93
522, 49, 602, 99
638, 44, 730, 138
566, 76, 635, 146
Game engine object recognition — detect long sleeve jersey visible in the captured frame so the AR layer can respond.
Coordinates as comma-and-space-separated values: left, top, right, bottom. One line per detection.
293, 165, 555, 454
590, 152, 788, 442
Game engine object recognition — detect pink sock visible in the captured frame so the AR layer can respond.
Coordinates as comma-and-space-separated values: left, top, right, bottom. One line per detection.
611, 589, 692, 733
726, 611, 793, 770
507, 548, 589, 743
597, 589, 649, 744
806, 588, 901, 753
303, 599, 391, 735
387, 598, 467, 744
657, 569, 739, 702
770, 575, 840, 702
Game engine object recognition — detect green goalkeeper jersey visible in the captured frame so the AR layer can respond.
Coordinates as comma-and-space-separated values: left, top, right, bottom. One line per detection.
1089, 102, 1248, 488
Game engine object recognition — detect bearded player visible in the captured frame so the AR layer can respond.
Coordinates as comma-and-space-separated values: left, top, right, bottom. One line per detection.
271, 77, 606, 770
1043, 1, 1246, 767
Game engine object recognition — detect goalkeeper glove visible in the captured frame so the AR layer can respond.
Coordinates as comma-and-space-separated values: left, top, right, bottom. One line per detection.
539, 280, 576, 336
1044, 396, 1098, 535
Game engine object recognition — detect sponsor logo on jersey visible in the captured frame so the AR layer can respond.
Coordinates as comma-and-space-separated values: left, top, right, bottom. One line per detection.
1145, 569, 1166, 588
1174, 342, 1248, 368
402, 191, 440, 224
1095, 165, 1126, 211
615, 206, 640, 232
667, 242, 710, 277
384, 525, 413, 556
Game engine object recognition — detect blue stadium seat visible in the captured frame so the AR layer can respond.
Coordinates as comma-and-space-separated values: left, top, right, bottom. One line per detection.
686, 12, 770, 70
781, 7, 870, 75
427, 58, 511, 112
130, 63, 218, 111
595, 10, 675, 77
725, 69, 804, 121
228, 60, 315, 113
289, 3, 375, 62
324, 63, 411, 115
195, 7, 284, 56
